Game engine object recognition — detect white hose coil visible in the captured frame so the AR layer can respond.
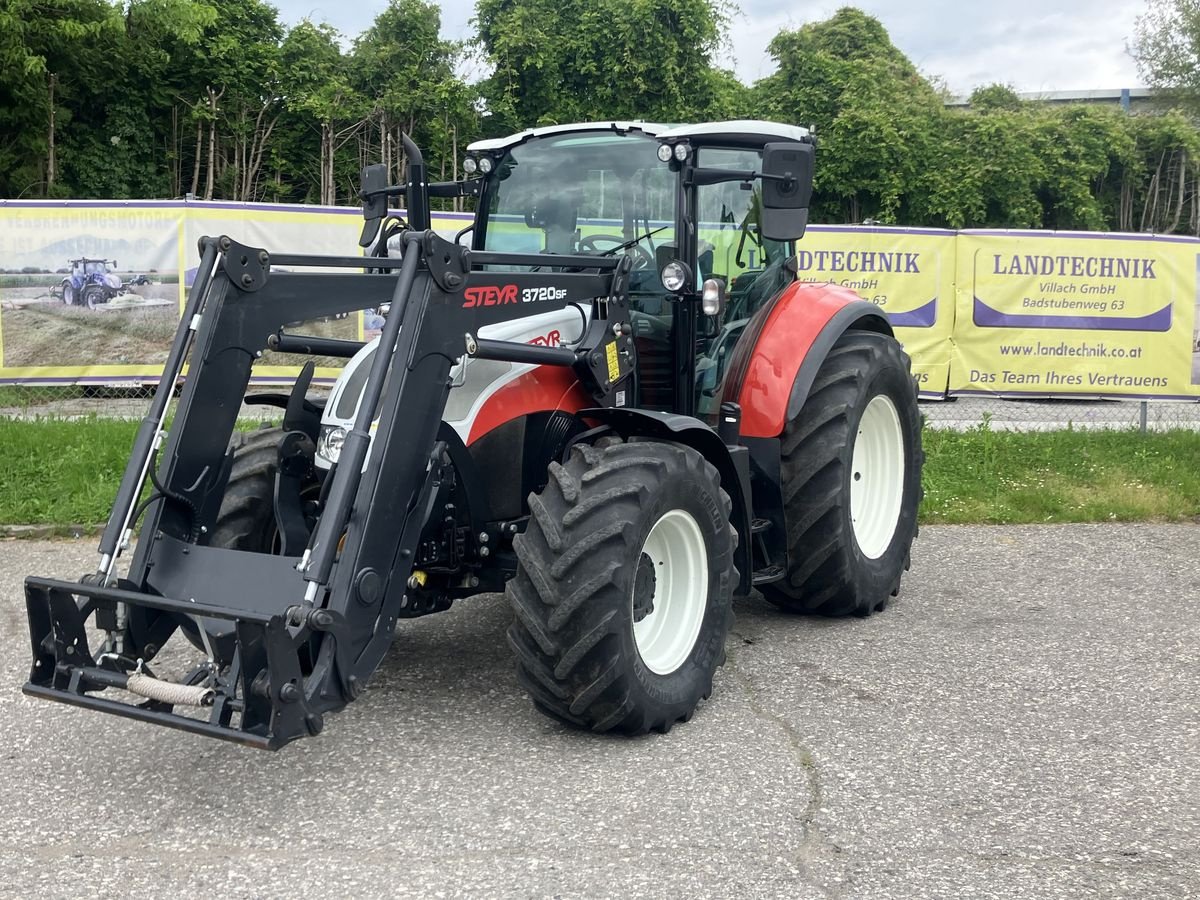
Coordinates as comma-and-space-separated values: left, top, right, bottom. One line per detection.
125, 672, 215, 707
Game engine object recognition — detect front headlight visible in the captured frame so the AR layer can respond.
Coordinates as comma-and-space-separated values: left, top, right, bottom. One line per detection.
661, 260, 688, 293
318, 425, 346, 464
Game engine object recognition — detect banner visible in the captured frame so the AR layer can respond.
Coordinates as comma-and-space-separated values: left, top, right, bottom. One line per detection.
181, 203, 365, 380
2, 201, 1198, 402
951, 230, 1200, 400
0, 203, 183, 383
796, 226, 956, 397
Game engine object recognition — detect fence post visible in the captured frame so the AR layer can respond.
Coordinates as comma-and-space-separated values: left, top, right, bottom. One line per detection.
1139, 401, 1148, 433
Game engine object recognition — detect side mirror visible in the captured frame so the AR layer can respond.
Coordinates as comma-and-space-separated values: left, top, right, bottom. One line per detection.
760, 142, 814, 241
359, 164, 389, 248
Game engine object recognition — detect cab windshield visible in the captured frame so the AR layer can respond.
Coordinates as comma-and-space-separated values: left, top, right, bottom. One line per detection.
479, 131, 674, 290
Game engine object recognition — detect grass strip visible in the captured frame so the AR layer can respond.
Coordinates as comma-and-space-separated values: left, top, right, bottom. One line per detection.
0, 417, 272, 527
0, 417, 1197, 528
922, 425, 1200, 524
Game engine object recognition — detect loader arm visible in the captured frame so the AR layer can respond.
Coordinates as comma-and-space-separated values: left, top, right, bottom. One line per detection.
24, 231, 636, 750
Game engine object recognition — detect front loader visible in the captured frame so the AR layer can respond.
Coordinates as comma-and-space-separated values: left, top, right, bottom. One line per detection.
24, 122, 923, 748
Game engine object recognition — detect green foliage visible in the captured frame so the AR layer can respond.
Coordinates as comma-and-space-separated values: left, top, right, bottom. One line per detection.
753, 7, 1200, 232
3, 1, 1200, 236
1132, 0, 1200, 113
474, 0, 732, 131
756, 8, 950, 223
968, 84, 1024, 112
0, 0, 124, 196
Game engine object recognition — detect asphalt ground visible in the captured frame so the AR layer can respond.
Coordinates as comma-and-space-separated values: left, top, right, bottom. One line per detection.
0, 525, 1197, 899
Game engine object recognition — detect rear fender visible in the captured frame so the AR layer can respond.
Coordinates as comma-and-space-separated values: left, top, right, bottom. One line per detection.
725, 282, 891, 439
581, 407, 754, 596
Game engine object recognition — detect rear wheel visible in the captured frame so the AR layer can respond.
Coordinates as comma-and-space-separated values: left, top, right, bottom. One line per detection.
762, 329, 923, 617
506, 439, 735, 733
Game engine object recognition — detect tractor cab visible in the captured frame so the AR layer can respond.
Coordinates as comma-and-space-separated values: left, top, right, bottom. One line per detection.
464, 120, 814, 418
76, 258, 113, 275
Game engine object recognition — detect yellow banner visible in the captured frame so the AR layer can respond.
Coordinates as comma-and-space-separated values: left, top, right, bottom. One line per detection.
0, 203, 183, 381
796, 227, 956, 395
181, 204, 366, 380
2, 203, 1197, 401
952, 231, 1200, 399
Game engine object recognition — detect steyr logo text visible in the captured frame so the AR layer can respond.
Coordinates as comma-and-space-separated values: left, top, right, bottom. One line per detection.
462, 284, 568, 308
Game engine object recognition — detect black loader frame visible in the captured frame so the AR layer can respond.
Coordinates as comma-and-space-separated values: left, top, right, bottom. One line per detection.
23, 146, 686, 749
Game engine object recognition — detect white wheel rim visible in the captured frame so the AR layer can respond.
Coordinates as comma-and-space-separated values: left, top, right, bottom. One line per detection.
632, 509, 709, 675
850, 393, 906, 560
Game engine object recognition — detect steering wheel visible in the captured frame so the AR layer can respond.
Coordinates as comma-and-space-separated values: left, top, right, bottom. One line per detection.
578, 233, 655, 270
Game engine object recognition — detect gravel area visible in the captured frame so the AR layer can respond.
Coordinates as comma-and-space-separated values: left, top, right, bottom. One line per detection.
0, 525, 1196, 898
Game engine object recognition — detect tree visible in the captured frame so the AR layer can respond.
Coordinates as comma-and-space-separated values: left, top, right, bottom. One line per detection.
1131, 0, 1200, 112
754, 8, 945, 223
351, 0, 471, 195
278, 20, 363, 205
61, 0, 218, 199
0, 0, 123, 196
474, 0, 732, 132
968, 84, 1024, 112
164, 0, 285, 200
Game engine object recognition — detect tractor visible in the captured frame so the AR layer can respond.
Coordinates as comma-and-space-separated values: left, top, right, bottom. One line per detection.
23, 121, 922, 748
60, 257, 124, 308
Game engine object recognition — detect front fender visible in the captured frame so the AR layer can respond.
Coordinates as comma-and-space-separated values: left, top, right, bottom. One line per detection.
723, 282, 891, 438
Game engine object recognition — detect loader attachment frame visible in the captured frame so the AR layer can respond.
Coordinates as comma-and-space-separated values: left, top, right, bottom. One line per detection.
24, 227, 635, 749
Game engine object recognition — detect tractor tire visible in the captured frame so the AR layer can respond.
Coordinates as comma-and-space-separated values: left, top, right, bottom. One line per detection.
208, 426, 288, 552
762, 330, 923, 617
178, 427, 284, 657
62, 283, 76, 305
194, 426, 320, 668
507, 439, 736, 734
82, 285, 104, 310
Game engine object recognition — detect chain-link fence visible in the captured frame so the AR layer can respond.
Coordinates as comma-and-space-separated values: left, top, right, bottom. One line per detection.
0, 382, 329, 423
3, 382, 1198, 432
920, 396, 1200, 432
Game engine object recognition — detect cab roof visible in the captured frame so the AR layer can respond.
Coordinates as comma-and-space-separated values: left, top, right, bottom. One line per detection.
466, 119, 810, 155
656, 120, 812, 147
466, 121, 665, 154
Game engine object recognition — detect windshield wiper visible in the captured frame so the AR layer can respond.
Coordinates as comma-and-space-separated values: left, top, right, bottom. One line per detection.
599, 225, 671, 256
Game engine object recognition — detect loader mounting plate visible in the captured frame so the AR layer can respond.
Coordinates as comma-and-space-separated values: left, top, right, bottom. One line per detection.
24, 575, 319, 750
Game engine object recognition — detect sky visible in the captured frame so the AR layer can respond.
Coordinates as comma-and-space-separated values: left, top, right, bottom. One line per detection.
271, 0, 1146, 96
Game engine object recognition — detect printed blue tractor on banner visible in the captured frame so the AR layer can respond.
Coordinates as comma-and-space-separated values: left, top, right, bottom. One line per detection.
59, 257, 124, 309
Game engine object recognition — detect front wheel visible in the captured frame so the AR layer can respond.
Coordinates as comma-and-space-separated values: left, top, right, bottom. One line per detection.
762, 329, 923, 617
82, 285, 104, 310
506, 439, 736, 734
184, 427, 319, 662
